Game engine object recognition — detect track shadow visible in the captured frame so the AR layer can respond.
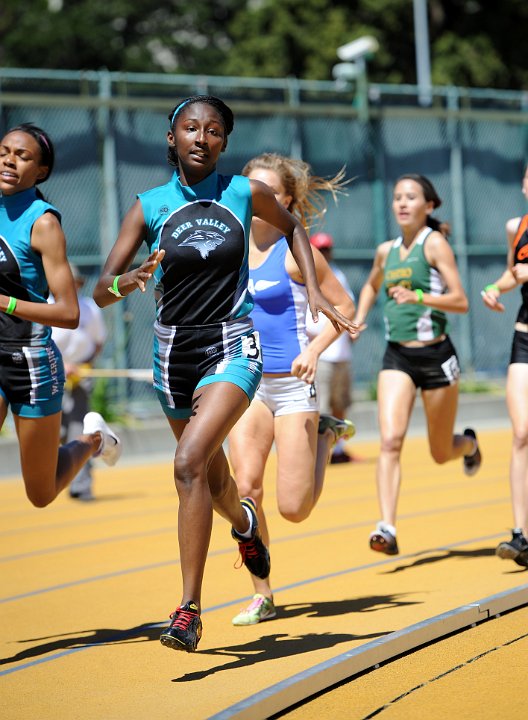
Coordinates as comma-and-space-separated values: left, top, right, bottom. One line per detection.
277, 594, 421, 619
328, 453, 377, 466
0, 622, 162, 666
1, 596, 416, 670
500, 566, 528, 574
171, 630, 386, 683
72, 492, 150, 503
383, 547, 500, 574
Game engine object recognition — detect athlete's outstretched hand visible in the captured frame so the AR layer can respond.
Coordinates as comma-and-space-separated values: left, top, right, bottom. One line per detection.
350, 319, 368, 341
308, 288, 358, 338
130, 249, 165, 293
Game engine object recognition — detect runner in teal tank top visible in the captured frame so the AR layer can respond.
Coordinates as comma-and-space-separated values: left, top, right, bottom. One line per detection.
355, 174, 482, 557
0, 123, 121, 512
93, 96, 356, 653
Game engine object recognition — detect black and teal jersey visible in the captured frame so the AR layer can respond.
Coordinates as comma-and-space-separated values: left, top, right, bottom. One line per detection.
0, 188, 61, 347
383, 227, 448, 343
139, 170, 253, 326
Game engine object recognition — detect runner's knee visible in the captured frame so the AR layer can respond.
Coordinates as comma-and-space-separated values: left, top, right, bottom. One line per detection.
173, 445, 207, 487
380, 433, 404, 455
24, 480, 57, 508
430, 445, 452, 464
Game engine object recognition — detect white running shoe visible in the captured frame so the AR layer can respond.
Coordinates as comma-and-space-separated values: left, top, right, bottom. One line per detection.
82, 412, 122, 466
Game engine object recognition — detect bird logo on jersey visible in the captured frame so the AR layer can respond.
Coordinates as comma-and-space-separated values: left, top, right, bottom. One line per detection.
180, 230, 226, 259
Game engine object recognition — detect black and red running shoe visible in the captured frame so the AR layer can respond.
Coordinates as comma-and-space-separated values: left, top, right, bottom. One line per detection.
160, 601, 202, 652
231, 497, 271, 580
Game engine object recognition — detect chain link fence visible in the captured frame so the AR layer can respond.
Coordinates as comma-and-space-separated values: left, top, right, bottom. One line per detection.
1, 70, 527, 415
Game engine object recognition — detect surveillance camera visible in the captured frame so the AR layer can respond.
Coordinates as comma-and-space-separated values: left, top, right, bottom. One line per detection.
332, 63, 362, 81
337, 36, 379, 62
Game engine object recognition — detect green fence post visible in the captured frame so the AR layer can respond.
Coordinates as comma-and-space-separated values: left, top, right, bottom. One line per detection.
447, 86, 473, 373
286, 76, 302, 160
97, 69, 129, 411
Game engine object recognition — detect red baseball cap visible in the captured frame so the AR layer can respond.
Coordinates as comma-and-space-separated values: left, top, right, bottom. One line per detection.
310, 232, 334, 249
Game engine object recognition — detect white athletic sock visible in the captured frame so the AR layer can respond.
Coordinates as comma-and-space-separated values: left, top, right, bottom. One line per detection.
238, 504, 254, 539
379, 521, 397, 537
467, 439, 478, 457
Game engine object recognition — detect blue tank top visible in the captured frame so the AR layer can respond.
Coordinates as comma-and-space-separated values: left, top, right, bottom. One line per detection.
249, 238, 309, 373
139, 171, 254, 326
0, 187, 61, 346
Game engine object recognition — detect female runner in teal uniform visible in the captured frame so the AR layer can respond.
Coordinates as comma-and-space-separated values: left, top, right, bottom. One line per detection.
355, 174, 481, 556
93, 96, 355, 652
0, 123, 121, 509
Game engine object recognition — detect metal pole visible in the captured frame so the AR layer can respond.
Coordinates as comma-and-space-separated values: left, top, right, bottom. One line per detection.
98, 70, 129, 408
286, 76, 303, 159
355, 57, 369, 123
413, 0, 432, 106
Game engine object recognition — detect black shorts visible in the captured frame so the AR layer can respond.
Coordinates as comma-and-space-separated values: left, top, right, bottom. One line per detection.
510, 330, 528, 364
153, 318, 263, 419
382, 336, 460, 390
0, 341, 64, 417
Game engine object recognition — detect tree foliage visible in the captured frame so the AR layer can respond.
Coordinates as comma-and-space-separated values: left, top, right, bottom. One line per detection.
0, 0, 526, 89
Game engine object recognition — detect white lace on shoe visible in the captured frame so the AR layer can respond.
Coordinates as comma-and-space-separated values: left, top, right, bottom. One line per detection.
82, 412, 122, 466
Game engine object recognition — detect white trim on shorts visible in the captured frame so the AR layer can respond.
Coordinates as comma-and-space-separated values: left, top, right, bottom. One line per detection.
254, 374, 319, 417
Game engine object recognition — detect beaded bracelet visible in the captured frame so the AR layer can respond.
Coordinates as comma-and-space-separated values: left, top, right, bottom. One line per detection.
5, 296, 17, 315
107, 275, 124, 298
415, 288, 424, 304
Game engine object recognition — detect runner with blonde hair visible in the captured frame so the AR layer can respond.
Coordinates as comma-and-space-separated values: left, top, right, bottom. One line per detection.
229, 153, 356, 626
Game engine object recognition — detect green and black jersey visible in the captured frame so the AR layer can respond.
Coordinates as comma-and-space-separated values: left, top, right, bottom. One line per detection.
383, 227, 448, 343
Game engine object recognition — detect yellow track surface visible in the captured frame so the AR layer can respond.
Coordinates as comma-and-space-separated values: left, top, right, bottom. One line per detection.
1, 427, 527, 719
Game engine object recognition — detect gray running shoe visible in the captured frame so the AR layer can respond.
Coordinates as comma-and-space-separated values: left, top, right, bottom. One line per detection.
463, 428, 481, 476
496, 530, 528, 567
69, 471, 94, 501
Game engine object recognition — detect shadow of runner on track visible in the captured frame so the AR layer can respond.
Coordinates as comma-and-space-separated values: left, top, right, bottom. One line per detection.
0, 622, 163, 666
381, 547, 525, 574
0, 594, 419, 668
171, 631, 386, 683
277, 594, 421, 619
